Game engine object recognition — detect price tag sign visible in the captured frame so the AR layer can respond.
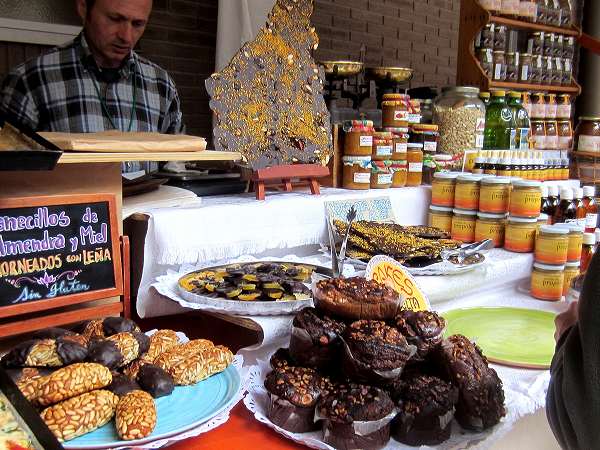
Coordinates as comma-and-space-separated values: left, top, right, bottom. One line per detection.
365, 255, 430, 311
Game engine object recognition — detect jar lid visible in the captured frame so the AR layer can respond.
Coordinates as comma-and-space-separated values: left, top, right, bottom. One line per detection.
481, 176, 511, 185
477, 212, 507, 219
538, 213, 549, 221
512, 180, 542, 188
433, 171, 459, 179
555, 223, 585, 233
508, 216, 538, 223
457, 174, 483, 182
584, 232, 596, 245
540, 225, 569, 235
383, 93, 409, 100
342, 155, 372, 162
429, 205, 453, 213
533, 262, 566, 271
441, 86, 480, 95
382, 127, 410, 133
453, 208, 478, 216
408, 143, 424, 149
479, 92, 491, 98
566, 261, 581, 268
373, 132, 394, 138
491, 90, 506, 97
412, 124, 439, 132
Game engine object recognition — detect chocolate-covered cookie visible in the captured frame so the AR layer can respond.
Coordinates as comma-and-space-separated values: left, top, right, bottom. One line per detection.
2, 338, 87, 368
394, 310, 446, 360
264, 367, 323, 433
289, 307, 345, 370
87, 340, 123, 369
137, 364, 175, 398
317, 384, 395, 450
107, 374, 141, 397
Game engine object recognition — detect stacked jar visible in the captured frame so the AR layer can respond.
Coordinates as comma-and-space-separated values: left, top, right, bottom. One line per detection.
454, 173, 492, 244
371, 132, 394, 189
342, 120, 374, 190
383, 128, 410, 188
505, 180, 542, 253
531, 224, 569, 301
410, 124, 440, 184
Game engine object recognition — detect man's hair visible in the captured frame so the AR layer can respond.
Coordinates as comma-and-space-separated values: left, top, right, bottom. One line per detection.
86, 0, 95, 10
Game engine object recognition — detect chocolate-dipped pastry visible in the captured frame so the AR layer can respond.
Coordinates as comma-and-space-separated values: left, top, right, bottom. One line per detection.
389, 374, 458, 446
80, 317, 141, 340
136, 364, 175, 398
289, 307, 345, 370
269, 348, 294, 370
107, 374, 141, 397
32, 328, 88, 347
1, 337, 87, 368
437, 335, 506, 431
394, 310, 446, 360
88, 332, 149, 370
342, 320, 414, 383
87, 340, 123, 369
317, 384, 395, 450
264, 367, 323, 433
314, 277, 402, 320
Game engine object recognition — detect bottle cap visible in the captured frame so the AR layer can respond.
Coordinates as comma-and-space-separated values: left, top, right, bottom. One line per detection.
548, 185, 559, 196
541, 185, 549, 197
584, 186, 596, 197
560, 188, 574, 200
576, 188, 584, 199
474, 156, 485, 163
540, 225, 569, 235
584, 232, 597, 245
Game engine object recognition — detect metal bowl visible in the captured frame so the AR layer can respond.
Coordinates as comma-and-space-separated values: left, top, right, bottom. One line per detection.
319, 60, 364, 77
365, 66, 414, 83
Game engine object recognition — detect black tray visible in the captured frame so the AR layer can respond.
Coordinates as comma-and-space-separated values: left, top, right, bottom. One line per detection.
0, 114, 63, 171
0, 368, 64, 449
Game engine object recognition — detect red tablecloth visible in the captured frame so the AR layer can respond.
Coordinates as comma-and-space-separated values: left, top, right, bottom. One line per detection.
168, 404, 305, 450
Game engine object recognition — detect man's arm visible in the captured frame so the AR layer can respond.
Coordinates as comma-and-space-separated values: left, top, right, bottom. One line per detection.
162, 76, 185, 135
547, 251, 600, 449
0, 67, 40, 131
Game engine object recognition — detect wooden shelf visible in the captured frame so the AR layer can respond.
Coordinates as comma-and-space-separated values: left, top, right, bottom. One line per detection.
58, 150, 243, 164
490, 15, 580, 37
489, 81, 581, 93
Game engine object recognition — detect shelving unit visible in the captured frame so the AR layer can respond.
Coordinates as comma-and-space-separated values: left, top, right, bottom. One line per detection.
457, 0, 582, 95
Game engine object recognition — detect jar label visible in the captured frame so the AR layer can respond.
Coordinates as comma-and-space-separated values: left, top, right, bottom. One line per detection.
510, 189, 542, 217
475, 133, 484, 149
359, 135, 373, 147
535, 236, 569, 264
586, 213, 598, 229
377, 174, 392, 185
408, 113, 421, 124
429, 214, 453, 233
375, 145, 393, 156
353, 172, 371, 184
531, 270, 564, 301
531, 104, 545, 119
557, 105, 571, 119
534, 135, 547, 150
494, 63, 503, 80
451, 218, 476, 243
395, 142, 408, 153
521, 65, 529, 81
566, 234, 583, 262
504, 225, 536, 252
563, 269, 579, 296
455, 184, 481, 210
546, 105, 558, 119
394, 110, 408, 121
480, 186, 509, 213
432, 183, 456, 207
578, 135, 600, 153
519, 128, 530, 150
509, 129, 517, 150
423, 141, 437, 153
546, 135, 558, 150
408, 162, 423, 172
475, 221, 505, 247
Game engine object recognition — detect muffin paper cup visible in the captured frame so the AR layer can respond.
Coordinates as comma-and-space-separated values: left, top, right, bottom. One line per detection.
288, 326, 341, 370
316, 409, 397, 450
340, 337, 416, 384
391, 408, 454, 446
267, 394, 318, 433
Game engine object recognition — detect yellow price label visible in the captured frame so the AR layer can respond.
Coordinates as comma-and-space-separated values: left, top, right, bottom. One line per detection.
365, 255, 430, 312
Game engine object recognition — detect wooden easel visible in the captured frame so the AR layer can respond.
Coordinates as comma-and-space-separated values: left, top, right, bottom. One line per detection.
244, 164, 330, 200
0, 194, 130, 338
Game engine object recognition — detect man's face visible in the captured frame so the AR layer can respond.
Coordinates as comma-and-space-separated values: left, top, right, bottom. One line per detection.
77, 0, 152, 68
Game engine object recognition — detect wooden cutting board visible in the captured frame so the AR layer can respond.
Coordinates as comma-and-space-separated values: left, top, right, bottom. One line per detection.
40, 131, 207, 153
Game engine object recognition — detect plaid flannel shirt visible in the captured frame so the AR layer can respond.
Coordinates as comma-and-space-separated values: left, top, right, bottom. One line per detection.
0, 33, 184, 134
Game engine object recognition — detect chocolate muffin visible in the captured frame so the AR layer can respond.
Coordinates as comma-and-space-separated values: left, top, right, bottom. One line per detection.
342, 320, 414, 383
289, 307, 346, 370
314, 277, 401, 320
437, 335, 506, 431
317, 384, 395, 450
389, 374, 458, 446
264, 367, 323, 433
394, 310, 446, 360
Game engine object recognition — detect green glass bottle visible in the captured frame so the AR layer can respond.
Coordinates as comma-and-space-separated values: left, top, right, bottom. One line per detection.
507, 91, 531, 151
483, 90, 514, 150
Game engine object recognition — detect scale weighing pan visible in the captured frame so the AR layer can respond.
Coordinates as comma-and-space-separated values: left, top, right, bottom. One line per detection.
0, 115, 63, 171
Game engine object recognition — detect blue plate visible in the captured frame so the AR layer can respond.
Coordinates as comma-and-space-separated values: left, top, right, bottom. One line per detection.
64, 364, 241, 449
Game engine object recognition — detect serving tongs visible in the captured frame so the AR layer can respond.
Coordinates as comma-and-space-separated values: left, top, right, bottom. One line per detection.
327, 206, 357, 277
440, 239, 494, 265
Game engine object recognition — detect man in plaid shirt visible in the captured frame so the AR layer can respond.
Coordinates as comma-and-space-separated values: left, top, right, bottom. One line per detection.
0, 0, 185, 137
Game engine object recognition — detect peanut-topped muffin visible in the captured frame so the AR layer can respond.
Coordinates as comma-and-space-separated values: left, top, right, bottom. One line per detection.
314, 277, 401, 320
317, 384, 395, 450
394, 310, 446, 360
289, 307, 346, 370
342, 320, 414, 383
389, 373, 458, 446
437, 335, 506, 431
264, 366, 324, 433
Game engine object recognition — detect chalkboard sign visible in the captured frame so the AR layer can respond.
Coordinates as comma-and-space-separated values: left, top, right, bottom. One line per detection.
0, 194, 122, 317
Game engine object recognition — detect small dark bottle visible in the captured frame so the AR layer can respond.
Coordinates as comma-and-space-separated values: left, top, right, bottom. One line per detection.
583, 186, 598, 233
553, 188, 577, 224
581, 232, 596, 273
575, 188, 587, 228
472, 156, 486, 175
540, 185, 553, 215
547, 185, 559, 224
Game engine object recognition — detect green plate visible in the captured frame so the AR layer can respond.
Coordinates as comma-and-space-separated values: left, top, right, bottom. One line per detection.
442, 307, 557, 369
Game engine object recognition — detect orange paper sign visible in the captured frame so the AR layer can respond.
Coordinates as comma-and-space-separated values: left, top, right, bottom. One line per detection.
365, 255, 430, 311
